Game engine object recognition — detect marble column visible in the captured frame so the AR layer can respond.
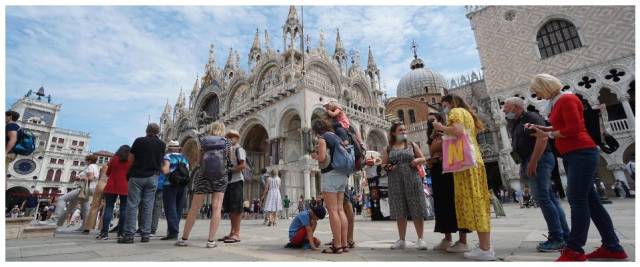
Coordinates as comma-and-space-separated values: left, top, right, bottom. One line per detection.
620, 95, 635, 129
303, 169, 311, 200
309, 171, 317, 198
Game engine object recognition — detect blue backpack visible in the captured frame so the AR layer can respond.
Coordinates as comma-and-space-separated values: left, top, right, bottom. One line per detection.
326, 132, 355, 175
199, 136, 231, 180
12, 128, 36, 156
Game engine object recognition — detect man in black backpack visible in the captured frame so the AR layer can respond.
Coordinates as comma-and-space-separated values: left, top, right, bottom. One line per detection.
5, 110, 20, 175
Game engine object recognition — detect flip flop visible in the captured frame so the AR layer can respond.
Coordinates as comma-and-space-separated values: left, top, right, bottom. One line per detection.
223, 237, 241, 243
217, 235, 231, 241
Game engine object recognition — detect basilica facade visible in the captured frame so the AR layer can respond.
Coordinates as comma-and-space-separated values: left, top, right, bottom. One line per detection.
159, 6, 390, 202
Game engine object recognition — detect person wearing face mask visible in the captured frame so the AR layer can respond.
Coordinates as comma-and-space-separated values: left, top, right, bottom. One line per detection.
432, 95, 494, 261
527, 74, 627, 261
502, 97, 569, 252
381, 122, 429, 250
426, 112, 470, 253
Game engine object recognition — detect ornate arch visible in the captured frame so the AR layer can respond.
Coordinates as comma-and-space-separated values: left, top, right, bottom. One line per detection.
238, 116, 269, 140
350, 78, 373, 103
253, 60, 282, 97
194, 92, 221, 126
226, 80, 251, 112
305, 59, 343, 96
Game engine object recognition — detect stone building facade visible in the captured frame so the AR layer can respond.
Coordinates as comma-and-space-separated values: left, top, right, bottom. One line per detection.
159, 6, 390, 202
466, 5, 635, 190
7, 87, 91, 208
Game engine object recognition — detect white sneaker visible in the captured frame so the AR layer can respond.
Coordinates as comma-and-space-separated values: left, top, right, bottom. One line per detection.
175, 239, 188, 246
433, 238, 452, 251
390, 239, 406, 250
446, 241, 470, 253
206, 240, 217, 248
416, 239, 428, 250
463, 246, 496, 261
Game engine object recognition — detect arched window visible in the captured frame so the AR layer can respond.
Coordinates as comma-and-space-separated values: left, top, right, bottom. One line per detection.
536, 19, 582, 59
431, 97, 436, 104
54, 170, 62, 182
70, 171, 77, 181
46, 169, 54, 181
408, 109, 417, 124
397, 110, 405, 123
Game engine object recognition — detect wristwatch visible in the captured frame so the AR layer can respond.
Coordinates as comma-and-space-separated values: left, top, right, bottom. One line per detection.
547, 131, 555, 139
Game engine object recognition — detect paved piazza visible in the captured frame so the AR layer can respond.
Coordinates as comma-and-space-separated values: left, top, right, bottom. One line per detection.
6, 199, 635, 261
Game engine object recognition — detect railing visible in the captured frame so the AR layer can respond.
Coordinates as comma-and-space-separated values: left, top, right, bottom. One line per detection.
607, 119, 632, 134
55, 127, 91, 137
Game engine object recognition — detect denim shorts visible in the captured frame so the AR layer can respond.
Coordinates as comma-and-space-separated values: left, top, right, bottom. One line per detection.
321, 170, 348, 193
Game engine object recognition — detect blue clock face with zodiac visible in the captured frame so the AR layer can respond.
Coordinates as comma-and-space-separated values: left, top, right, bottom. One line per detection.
13, 159, 37, 175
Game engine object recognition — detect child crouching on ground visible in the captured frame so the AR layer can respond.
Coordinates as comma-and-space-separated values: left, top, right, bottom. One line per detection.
285, 205, 326, 250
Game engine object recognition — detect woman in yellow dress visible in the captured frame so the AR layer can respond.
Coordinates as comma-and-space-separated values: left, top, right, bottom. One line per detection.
433, 94, 494, 261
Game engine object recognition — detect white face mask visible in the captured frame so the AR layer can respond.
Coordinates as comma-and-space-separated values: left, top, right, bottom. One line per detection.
396, 134, 408, 142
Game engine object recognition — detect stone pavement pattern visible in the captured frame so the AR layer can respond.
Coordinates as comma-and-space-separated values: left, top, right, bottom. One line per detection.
5, 199, 635, 261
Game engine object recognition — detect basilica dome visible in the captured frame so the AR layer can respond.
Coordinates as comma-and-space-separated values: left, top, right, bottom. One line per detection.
396, 56, 448, 98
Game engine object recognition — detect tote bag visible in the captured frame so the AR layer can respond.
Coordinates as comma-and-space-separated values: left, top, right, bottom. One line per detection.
442, 131, 477, 173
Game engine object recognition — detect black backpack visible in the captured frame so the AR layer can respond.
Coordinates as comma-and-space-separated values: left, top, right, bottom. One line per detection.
347, 126, 366, 171
167, 161, 190, 186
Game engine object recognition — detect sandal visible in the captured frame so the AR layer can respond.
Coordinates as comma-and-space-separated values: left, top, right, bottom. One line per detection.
223, 237, 241, 243
322, 245, 343, 254
217, 235, 231, 242
342, 246, 350, 253
347, 240, 356, 249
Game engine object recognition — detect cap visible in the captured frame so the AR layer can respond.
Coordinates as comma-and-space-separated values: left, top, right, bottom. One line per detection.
225, 130, 240, 138
311, 206, 326, 219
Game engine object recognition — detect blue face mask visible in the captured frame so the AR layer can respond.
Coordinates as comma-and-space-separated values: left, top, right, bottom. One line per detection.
505, 112, 517, 120
443, 107, 451, 114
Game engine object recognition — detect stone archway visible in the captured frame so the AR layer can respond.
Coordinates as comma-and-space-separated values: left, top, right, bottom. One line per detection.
280, 110, 303, 164
366, 129, 387, 154
241, 123, 270, 200
598, 87, 627, 121
197, 93, 220, 126
6, 186, 30, 211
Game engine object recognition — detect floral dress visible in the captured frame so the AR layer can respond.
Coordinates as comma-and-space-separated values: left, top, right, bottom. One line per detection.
387, 143, 428, 220
447, 108, 491, 232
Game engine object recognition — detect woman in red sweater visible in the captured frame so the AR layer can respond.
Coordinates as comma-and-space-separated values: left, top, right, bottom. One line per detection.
98, 145, 132, 240
527, 74, 627, 262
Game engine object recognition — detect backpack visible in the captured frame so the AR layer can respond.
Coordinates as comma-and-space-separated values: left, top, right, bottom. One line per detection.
327, 132, 356, 175
167, 159, 190, 187
199, 136, 231, 181
12, 127, 36, 156
346, 128, 366, 171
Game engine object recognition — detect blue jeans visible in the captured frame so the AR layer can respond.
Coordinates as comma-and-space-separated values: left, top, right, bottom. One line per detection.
162, 184, 187, 236
563, 148, 623, 253
123, 175, 158, 238
522, 152, 570, 241
101, 194, 127, 237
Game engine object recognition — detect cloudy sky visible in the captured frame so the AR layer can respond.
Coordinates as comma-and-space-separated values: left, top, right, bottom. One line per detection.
5, 6, 481, 152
